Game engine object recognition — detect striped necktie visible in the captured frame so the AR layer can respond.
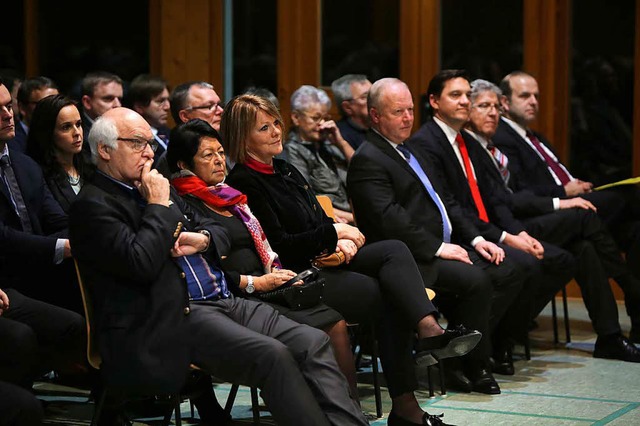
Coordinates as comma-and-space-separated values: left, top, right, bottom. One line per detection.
487, 143, 510, 186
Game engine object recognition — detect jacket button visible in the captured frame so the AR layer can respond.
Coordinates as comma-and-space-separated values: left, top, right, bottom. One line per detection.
180, 272, 186, 279
183, 307, 191, 315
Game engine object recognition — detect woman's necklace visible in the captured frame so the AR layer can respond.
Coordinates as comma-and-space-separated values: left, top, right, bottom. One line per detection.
68, 171, 81, 185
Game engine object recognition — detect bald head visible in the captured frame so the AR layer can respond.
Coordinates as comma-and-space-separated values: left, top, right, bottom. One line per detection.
368, 78, 414, 144
89, 107, 155, 185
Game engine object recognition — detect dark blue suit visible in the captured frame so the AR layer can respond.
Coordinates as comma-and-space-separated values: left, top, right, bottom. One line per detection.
0, 146, 81, 311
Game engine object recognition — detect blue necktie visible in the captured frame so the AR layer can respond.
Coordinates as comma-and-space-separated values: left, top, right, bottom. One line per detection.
396, 144, 451, 243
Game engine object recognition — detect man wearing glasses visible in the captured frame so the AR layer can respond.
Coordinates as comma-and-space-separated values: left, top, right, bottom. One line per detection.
70, 107, 369, 426
331, 74, 372, 150
169, 81, 224, 131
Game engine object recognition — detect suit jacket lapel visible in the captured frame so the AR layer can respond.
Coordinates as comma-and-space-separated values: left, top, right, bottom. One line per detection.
366, 130, 421, 182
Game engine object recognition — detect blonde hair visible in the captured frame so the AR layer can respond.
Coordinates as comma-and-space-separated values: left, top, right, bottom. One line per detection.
221, 94, 285, 164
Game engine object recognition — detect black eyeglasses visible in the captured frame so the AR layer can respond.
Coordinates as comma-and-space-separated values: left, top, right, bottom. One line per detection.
116, 137, 158, 152
184, 102, 222, 112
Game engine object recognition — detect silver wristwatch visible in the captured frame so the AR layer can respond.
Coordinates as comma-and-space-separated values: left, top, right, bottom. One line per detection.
246, 275, 255, 294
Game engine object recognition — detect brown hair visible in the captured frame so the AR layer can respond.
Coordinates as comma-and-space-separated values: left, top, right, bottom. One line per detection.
221, 94, 285, 164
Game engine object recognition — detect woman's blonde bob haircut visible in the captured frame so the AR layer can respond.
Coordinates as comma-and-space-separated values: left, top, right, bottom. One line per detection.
221, 94, 285, 165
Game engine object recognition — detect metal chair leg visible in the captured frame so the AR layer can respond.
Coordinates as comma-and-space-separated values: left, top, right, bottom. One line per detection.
551, 296, 559, 344
250, 387, 261, 425
224, 383, 240, 414
91, 387, 107, 426
562, 287, 571, 343
370, 329, 382, 419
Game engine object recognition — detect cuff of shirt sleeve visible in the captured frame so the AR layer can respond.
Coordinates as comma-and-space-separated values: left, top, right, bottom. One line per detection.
435, 243, 445, 257
54, 239, 66, 265
470, 236, 486, 247
498, 231, 507, 243
553, 198, 560, 210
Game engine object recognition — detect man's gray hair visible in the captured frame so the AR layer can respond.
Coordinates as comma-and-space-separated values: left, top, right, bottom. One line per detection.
331, 74, 368, 114
368, 78, 408, 111
290, 85, 331, 112
88, 115, 119, 165
469, 79, 502, 104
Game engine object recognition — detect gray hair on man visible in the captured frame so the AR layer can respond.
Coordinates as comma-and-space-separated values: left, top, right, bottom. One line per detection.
87, 113, 119, 164
469, 79, 502, 104
331, 74, 368, 114
368, 77, 408, 111
290, 85, 331, 112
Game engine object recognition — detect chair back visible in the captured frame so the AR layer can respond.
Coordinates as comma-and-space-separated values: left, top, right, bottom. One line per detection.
73, 259, 102, 370
316, 195, 336, 221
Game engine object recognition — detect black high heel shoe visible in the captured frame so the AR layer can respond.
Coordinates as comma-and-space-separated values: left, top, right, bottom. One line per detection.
387, 410, 455, 426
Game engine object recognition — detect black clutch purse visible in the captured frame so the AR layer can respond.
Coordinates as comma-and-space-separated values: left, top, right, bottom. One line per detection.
255, 268, 325, 310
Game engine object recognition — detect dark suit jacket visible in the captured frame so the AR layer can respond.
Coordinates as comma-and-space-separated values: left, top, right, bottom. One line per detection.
69, 171, 229, 394
407, 119, 504, 243
346, 129, 480, 265
45, 175, 78, 214
492, 118, 567, 197
461, 130, 556, 234
0, 148, 68, 286
227, 159, 338, 273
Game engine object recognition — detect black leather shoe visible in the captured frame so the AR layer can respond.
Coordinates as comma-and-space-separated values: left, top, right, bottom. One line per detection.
468, 368, 501, 395
491, 346, 514, 375
415, 325, 482, 360
594, 334, 640, 362
442, 367, 472, 393
387, 409, 455, 426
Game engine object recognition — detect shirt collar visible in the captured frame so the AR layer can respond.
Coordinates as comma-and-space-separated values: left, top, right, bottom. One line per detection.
0, 143, 9, 158
97, 169, 136, 191
464, 129, 491, 148
433, 116, 460, 146
501, 116, 528, 140
371, 127, 404, 152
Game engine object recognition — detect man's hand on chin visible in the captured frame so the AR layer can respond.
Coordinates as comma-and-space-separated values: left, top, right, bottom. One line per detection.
136, 160, 170, 207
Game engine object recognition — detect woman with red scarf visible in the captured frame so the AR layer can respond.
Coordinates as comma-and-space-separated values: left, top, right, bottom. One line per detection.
167, 119, 360, 402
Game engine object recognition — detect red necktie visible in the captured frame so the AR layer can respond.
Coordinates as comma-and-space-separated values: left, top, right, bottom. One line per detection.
456, 133, 489, 222
526, 131, 571, 185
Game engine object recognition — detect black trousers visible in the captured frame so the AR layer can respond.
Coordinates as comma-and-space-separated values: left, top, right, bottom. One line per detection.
522, 208, 637, 335
0, 289, 85, 389
0, 380, 43, 426
320, 239, 438, 398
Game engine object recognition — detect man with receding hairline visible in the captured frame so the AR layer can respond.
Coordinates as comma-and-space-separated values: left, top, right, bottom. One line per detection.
70, 107, 368, 426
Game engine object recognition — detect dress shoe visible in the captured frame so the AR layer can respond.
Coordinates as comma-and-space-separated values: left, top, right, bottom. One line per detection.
593, 334, 640, 362
415, 325, 482, 360
442, 366, 472, 393
467, 368, 501, 395
387, 409, 455, 426
491, 345, 515, 375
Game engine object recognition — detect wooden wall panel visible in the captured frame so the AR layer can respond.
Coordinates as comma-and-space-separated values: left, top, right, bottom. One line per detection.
150, 0, 224, 97
277, 0, 322, 127
523, 0, 571, 162
24, 0, 39, 77
400, 0, 440, 130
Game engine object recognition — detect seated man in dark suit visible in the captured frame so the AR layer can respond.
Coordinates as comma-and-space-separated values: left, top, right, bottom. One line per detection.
462, 78, 640, 358
348, 77, 526, 395
493, 71, 640, 342
0, 78, 81, 314
127, 73, 172, 168
0, 287, 85, 421
406, 70, 575, 372
69, 106, 369, 426
331, 74, 372, 150
9, 76, 59, 153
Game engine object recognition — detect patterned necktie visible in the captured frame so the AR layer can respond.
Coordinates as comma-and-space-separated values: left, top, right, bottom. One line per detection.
487, 143, 510, 186
0, 155, 33, 232
396, 144, 452, 242
455, 134, 489, 222
526, 131, 571, 185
